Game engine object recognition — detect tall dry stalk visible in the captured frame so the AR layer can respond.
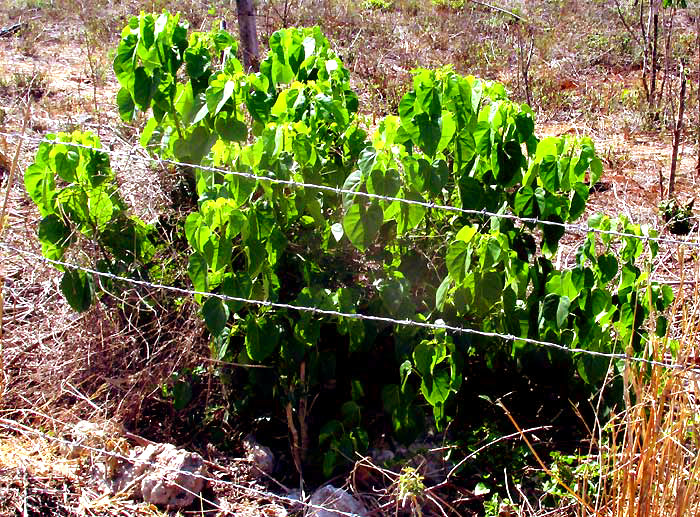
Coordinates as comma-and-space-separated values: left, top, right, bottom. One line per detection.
591, 256, 700, 517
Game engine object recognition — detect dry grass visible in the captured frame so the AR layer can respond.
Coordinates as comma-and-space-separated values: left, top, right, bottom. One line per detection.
558, 263, 700, 517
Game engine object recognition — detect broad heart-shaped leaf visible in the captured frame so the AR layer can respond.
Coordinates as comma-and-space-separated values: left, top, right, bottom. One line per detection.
221, 273, 252, 314
341, 170, 364, 211
38, 214, 71, 249
494, 139, 522, 186
245, 316, 281, 362
475, 271, 503, 310
514, 186, 536, 217
541, 217, 565, 257
173, 125, 215, 164
60, 269, 95, 312
24, 163, 56, 216
342, 201, 383, 251
421, 368, 452, 407
132, 66, 154, 110
541, 293, 571, 329
538, 155, 559, 192
215, 113, 247, 142
206, 77, 237, 116
458, 176, 485, 211
413, 340, 434, 378
117, 87, 136, 122
446, 240, 470, 284
202, 296, 229, 336
367, 168, 400, 199
87, 189, 114, 230
414, 112, 441, 157
188, 252, 209, 295
50, 147, 79, 183
577, 353, 608, 386
545, 271, 579, 302
357, 146, 377, 178
456, 225, 478, 243
376, 275, 410, 318
387, 190, 426, 234
596, 253, 618, 285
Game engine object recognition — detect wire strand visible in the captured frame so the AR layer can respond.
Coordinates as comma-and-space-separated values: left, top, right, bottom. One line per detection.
2, 130, 700, 249
0, 241, 693, 372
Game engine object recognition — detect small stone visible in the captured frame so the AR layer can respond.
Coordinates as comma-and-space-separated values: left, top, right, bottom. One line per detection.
108, 443, 207, 508
370, 448, 395, 464
243, 434, 275, 477
305, 485, 368, 517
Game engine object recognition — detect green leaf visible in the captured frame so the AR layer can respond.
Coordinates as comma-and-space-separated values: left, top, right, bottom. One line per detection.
341, 170, 364, 211
455, 225, 478, 243
87, 189, 114, 230
514, 186, 536, 217
60, 269, 95, 312
245, 317, 281, 362
539, 155, 559, 192
117, 87, 136, 122
368, 168, 400, 198
435, 276, 452, 311
569, 182, 589, 221
133, 66, 153, 109
477, 271, 503, 308
51, 148, 79, 182
188, 252, 209, 293
458, 176, 484, 211
446, 241, 470, 284
542, 294, 570, 329
589, 157, 603, 185
421, 368, 451, 406
172, 379, 192, 410
220, 273, 252, 314
215, 113, 247, 142
596, 254, 618, 285
38, 214, 71, 250
413, 340, 433, 378
655, 315, 668, 337
202, 296, 229, 336
342, 201, 383, 250
357, 146, 377, 177
415, 113, 441, 156
392, 190, 426, 234
24, 163, 55, 216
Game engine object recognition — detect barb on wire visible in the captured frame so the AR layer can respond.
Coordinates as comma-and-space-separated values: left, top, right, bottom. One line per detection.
2, 130, 700, 249
0, 241, 693, 373
0, 417, 366, 517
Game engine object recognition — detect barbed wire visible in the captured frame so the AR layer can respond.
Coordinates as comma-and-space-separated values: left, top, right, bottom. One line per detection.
0, 417, 367, 517
0, 241, 694, 373
2, 130, 700, 249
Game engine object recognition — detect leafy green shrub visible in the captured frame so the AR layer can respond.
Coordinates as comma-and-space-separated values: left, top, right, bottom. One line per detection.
25, 130, 155, 311
25, 12, 674, 484
659, 197, 694, 235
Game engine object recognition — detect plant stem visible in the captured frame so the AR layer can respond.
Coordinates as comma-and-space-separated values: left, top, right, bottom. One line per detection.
668, 62, 686, 197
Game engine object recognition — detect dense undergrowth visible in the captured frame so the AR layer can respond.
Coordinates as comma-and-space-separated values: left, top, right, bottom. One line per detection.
17, 7, 685, 514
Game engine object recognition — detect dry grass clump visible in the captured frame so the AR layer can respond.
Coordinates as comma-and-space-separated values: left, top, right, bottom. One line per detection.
582, 271, 700, 517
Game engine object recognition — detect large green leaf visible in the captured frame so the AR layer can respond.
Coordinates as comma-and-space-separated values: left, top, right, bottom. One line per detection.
202, 296, 229, 336
60, 269, 95, 312
446, 241, 470, 284
342, 201, 383, 250
245, 317, 281, 362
